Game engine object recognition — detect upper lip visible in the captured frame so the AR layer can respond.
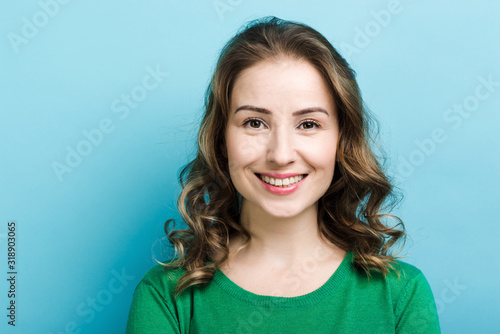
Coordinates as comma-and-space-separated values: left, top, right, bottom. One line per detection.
256, 172, 307, 179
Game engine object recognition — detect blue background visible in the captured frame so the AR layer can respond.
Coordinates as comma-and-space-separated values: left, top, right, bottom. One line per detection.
1, 0, 499, 333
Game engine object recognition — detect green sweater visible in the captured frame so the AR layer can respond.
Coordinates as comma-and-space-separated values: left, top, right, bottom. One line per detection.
126, 251, 440, 333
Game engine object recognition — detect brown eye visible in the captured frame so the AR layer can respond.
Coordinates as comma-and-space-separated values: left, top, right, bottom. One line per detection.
250, 120, 261, 128
300, 120, 320, 130
303, 122, 314, 129
243, 118, 264, 129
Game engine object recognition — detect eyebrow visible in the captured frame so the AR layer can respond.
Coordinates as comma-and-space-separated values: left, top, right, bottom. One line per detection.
234, 105, 330, 117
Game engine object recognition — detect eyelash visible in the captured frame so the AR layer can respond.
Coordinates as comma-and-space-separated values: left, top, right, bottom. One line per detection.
242, 118, 321, 130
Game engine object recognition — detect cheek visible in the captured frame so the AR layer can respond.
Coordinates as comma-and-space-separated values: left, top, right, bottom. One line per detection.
308, 138, 337, 157
226, 140, 253, 174
303, 140, 337, 174
226, 134, 264, 169
225, 140, 256, 196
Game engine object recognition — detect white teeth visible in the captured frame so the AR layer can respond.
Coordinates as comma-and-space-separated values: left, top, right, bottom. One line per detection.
259, 174, 305, 187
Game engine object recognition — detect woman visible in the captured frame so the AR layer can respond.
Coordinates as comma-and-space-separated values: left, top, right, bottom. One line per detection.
126, 16, 440, 333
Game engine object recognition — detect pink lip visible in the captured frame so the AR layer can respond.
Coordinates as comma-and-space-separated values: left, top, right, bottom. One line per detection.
258, 172, 306, 179
255, 173, 307, 195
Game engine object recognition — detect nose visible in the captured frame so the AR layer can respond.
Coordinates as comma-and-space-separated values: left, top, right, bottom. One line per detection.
266, 127, 297, 166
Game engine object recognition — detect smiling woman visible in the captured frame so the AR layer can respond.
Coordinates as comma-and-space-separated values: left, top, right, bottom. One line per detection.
225, 58, 338, 219
126, 16, 441, 333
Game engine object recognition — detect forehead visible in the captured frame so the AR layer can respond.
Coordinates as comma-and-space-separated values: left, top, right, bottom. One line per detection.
230, 58, 336, 113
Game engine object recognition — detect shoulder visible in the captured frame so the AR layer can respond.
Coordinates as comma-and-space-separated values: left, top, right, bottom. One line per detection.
128, 262, 193, 312
137, 263, 187, 297
127, 264, 191, 333
350, 253, 424, 284
389, 258, 424, 282
378, 258, 441, 332
349, 254, 433, 304
141, 263, 186, 285
372, 258, 437, 315
128, 264, 190, 315
379, 257, 429, 293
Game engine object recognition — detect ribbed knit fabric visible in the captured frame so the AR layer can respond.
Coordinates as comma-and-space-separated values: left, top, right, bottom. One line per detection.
126, 251, 440, 333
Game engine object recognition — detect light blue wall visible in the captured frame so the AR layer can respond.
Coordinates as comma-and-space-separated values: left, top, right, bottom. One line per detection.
1, 0, 498, 333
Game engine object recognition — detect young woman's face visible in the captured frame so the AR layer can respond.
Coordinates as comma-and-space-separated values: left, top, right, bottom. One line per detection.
225, 58, 339, 219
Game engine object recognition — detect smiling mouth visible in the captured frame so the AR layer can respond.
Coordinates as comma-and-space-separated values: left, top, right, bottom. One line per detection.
255, 173, 307, 187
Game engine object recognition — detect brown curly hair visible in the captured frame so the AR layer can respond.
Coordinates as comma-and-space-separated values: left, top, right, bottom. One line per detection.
160, 16, 406, 298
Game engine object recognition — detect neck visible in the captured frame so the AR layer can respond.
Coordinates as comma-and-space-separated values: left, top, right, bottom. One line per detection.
227, 199, 342, 269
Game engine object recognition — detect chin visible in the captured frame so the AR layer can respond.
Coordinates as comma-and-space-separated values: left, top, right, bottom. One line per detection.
260, 204, 306, 219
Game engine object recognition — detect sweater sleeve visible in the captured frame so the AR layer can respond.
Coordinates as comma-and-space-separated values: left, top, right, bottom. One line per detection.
395, 271, 441, 334
126, 281, 180, 334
